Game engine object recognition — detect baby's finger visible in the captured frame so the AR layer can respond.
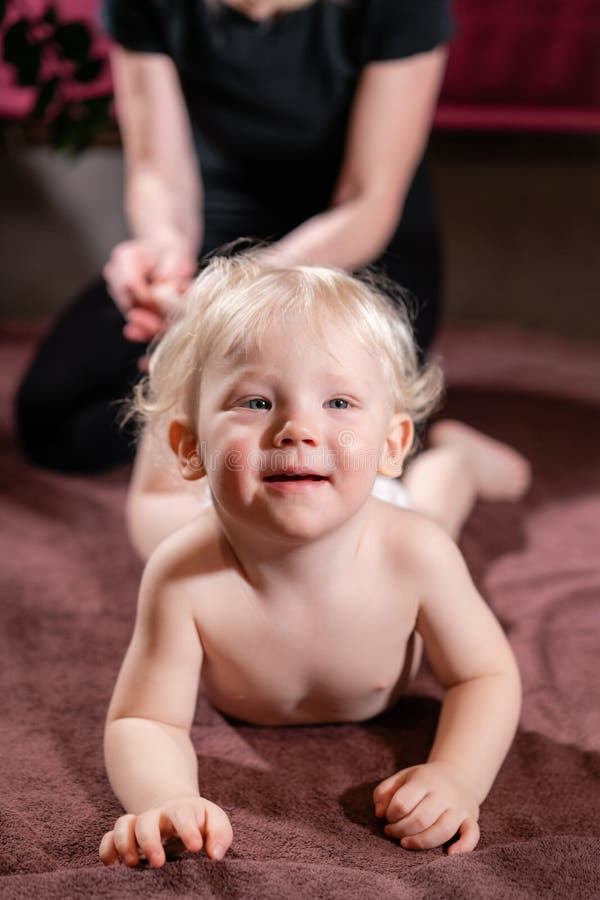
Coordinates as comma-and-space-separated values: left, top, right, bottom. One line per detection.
112, 814, 141, 867
135, 809, 170, 868
447, 817, 480, 855
199, 800, 234, 860
382, 780, 429, 823
384, 793, 443, 837
373, 771, 408, 814
166, 805, 204, 854
399, 809, 459, 851
99, 831, 119, 866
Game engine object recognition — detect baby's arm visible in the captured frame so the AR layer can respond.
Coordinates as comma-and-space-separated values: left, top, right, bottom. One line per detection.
374, 522, 521, 854
100, 543, 232, 867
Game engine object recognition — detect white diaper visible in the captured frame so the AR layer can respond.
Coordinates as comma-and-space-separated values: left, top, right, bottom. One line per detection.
198, 479, 214, 510
371, 475, 410, 509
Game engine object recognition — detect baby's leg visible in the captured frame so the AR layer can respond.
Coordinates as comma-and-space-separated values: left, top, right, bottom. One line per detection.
403, 420, 531, 541
127, 428, 210, 560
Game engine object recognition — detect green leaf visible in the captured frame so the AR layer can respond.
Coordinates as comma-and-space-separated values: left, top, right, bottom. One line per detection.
73, 58, 103, 83
54, 22, 90, 62
49, 109, 71, 149
85, 95, 112, 112
49, 109, 85, 155
83, 95, 112, 128
49, 97, 111, 156
32, 77, 59, 119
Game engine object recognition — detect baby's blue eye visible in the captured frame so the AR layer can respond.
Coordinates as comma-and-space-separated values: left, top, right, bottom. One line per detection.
243, 398, 271, 410
326, 398, 349, 410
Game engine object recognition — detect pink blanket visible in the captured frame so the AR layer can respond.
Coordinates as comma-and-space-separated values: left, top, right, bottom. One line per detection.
1, 323, 599, 899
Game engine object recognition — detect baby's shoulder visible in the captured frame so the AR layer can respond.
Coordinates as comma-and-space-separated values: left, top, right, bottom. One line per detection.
141, 509, 228, 600
371, 498, 457, 574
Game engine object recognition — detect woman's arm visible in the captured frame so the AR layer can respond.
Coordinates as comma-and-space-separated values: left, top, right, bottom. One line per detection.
265, 45, 448, 269
104, 47, 201, 323
112, 46, 201, 254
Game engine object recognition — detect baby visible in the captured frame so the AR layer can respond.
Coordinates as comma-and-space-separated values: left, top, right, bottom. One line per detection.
100, 255, 529, 868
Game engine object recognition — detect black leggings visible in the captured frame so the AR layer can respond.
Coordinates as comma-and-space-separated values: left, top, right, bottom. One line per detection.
15, 278, 146, 472
16, 217, 441, 472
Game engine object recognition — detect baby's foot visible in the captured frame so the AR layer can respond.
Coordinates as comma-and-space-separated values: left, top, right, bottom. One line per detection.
428, 419, 531, 501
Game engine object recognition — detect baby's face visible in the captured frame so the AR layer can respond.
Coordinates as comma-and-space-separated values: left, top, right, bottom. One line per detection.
195, 317, 404, 542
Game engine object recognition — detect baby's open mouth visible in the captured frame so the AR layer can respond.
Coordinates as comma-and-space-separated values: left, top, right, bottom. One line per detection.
264, 473, 327, 482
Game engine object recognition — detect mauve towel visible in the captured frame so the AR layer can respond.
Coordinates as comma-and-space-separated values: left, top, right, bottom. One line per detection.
1, 324, 599, 900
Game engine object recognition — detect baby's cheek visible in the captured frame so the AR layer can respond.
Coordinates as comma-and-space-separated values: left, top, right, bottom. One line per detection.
338, 443, 380, 484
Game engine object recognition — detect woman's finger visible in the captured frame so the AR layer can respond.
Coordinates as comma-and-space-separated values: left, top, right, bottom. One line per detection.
123, 308, 163, 343
127, 306, 163, 332
146, 281, 185, 319
104, 244, 155, 311
153, 247, 196, 283
137, 353, 150, 373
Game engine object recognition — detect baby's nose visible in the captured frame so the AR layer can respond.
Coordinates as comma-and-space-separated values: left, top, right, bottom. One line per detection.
273, 416, 318, 446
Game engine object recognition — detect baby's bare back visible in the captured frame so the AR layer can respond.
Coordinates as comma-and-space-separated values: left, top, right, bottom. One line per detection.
173, 504, 422, 726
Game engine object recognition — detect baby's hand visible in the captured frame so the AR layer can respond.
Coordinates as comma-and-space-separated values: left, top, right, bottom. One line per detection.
373, 762, 480, 854
99, 795, 233, 868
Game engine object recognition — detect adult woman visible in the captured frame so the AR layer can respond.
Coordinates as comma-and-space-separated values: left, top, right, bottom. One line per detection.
16, 0, 452, 471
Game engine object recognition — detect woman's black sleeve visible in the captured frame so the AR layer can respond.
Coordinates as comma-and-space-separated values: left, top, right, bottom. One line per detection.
363, 0, 455, 63
101, 0, 168, 53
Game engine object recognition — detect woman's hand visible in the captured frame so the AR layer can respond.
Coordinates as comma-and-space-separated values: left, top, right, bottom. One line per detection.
373, 761, 480, 854
99, 794, 233, 868
103, 238, 196, 342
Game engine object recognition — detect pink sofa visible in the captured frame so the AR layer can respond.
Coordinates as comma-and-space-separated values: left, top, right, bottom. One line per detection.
436, 0, 600, 132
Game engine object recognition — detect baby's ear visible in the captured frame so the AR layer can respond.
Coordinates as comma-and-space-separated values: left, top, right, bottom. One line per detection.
169, 419, 205, 480
378, 413, 414, 478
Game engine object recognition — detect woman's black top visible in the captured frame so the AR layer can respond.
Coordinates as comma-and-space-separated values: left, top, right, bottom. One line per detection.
102, 0, 453, 238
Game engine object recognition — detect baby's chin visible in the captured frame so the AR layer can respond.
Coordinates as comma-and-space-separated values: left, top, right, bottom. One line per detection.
254, 509, 338, 544
262, 498, 374, 545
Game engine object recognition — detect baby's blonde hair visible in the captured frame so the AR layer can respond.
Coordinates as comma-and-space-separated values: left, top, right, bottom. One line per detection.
135, 252, 443, 450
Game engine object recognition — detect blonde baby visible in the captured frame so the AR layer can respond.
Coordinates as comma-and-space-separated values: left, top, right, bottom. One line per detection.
100, 255, 529, 867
